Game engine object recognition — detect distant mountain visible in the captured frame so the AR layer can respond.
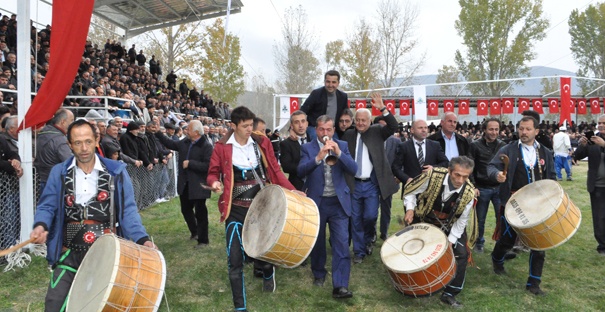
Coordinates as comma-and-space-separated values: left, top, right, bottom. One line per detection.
407, 66, 578, 96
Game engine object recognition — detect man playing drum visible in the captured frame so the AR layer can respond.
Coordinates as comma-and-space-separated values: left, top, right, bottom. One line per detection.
488, 116, 556, 296
29, 119, 156, 311
207, 106, 303, 312
403, 156, 476, 308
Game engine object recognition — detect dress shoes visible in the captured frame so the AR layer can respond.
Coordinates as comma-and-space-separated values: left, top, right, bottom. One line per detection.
189, 234, 198, 240
440, 293, 463, 308
526, 285, 546, 296
332, 287, 353, 299
194, 243, 208, 249
504, 251, 517, 260
353, 256, 364, 264
492, 261, 506, 275
313, 277, 325, 287
380, 233, 387, 241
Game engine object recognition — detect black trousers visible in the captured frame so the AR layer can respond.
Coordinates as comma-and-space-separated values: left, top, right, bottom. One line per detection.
443, 231, 468, 297
179, 185, 209, 244
225, 212, 273, 310
589, 187, 605, 252
491, 206, 545, 287
44, 249, 86, 312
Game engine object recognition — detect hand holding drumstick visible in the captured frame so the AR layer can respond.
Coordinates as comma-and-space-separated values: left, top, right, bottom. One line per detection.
496, 154, 509, 183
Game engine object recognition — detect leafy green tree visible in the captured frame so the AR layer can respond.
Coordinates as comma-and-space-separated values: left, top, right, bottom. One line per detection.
436, 65, 464, 95
87, 16, 120, 45
569, 3, 605, 96
198, 18, 245, 104
273, 5, 321, 94
342, 19, 381, 93
454, 0, 549, 95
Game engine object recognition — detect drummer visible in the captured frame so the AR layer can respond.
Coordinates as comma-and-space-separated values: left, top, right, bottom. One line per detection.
487, 116, 555, 296
403, 156, 476, 308
207, 106, 303, 312
29, 119, 156, 311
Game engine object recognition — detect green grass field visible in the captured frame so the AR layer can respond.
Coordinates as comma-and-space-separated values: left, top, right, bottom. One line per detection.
1, 162, 604, 311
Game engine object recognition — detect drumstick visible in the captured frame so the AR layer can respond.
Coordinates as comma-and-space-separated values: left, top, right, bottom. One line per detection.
0, 238, 34, 257
500, 154, 509, 176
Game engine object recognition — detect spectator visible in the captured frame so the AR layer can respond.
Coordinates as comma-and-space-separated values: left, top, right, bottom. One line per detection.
136, 50, 146, 67
101, 123, 141, 167
552, 125, 573, 181
428, 112, 470, 160
34, 108, 74, 190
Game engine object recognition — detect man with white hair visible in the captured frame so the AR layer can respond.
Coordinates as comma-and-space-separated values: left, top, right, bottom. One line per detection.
552, 124, 572, 181
342, 93, 398, 264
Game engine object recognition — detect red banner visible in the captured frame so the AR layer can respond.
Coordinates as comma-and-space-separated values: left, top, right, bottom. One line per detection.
400, 99, 411, 116
502, 98, 514, 114
347, 99, 351, 108
548, 98, 559, 113
443, 99, 455, 113
355, 99, 366, 110
489, 99, 501, 115
20, 0, 95, 130
458, 99, 469, 115
384, 99, 396, 115
290, 97, 299, 115
532, 98, 544, 114
568, 98, 576, 113
518, 98, 530, 113
371, 106, 381, 116
477, 99, 489, 116
560, 77, 571, 125
577, 98, 587, 115
590, 98, 601, 114
427, 99, 439, 116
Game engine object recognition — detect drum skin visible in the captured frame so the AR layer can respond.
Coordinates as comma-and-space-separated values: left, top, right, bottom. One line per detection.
505, 180, 581, 250
242, 185, 320, 268
66, 235, 166, 312
381, 223, 456, 297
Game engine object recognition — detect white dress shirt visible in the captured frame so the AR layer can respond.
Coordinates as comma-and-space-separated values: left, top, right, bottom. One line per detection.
355, 133, 373, 179
226, 134, 258, 168
68, 154, 106, 205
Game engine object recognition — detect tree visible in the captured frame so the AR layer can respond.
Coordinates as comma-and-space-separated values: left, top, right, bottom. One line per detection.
436, 65, 464, 95
454, 0, 549, 95
569, 3, 605, 96
375, 0, 425, 90
135, 22, 204, 79
198, 18, 245, 104
273, 5, 321, 94
87, 16, 120, 46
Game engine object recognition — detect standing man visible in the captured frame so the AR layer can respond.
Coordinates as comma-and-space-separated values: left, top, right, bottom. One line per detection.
573, 114, 605, 255
34, 108, 74, 191
488, 116, 556, 296
153, 120, 213, 248
207, 106, 302, 311
30, 119, 156, 311
343, 93, 398, 263
301, 70, 348, 141
469, 118, 506, 252
428, 112, 470, 160
403, 156, 476, 308
280, 110, 309, 190
297, 115, 357, 299
552, 125, 573, 181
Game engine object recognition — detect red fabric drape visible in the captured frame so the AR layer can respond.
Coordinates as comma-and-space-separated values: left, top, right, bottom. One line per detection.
458, 99, 469, 115
590, 98, 601, 115
560, 77, 571, 125
19, 0, 95, 130
518, 98, 530, 113
289, 97, 299, 115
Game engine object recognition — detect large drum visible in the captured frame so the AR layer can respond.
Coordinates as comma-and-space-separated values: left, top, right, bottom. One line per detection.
505, 179, 581, 250
381, 223, 456, 297
242, 185, 319, 268
66, 235, 166, 312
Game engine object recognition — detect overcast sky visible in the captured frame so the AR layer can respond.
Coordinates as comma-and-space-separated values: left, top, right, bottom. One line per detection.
3, 0, 596, 88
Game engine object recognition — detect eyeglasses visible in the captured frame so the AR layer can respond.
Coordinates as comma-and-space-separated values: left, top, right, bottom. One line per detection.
339, 119, 352, 123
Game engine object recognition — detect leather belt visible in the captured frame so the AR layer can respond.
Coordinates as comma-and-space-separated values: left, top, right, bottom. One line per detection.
355, 177, 371, 182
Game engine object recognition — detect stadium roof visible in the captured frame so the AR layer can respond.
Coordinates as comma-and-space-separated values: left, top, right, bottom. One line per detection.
93, 0, 243, 38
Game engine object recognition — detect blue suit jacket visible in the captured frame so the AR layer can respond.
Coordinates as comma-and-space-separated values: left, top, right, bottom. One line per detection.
297, 138, 357, 216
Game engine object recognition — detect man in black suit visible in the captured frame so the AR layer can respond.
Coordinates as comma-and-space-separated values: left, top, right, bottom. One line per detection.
428, 112, 470, 160
280, 110, 309, 190
300, 70, 348, 141
574, 114, 605, 255
392, 119, 449, 186
343, 93, 398, 263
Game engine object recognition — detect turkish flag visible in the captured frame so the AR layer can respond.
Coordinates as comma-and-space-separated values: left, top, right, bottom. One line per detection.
477, 99, 489, 116
20, 0, 96, 130
490, 99, 501, 115
502, 98, 514, 114
427, 99, 439, 116
560, 77, 571, 125
384, 99, 396, 115
443, 99, 455, 113
458, 99, 470, 115
590, 98, 601, 114
518, 98, 530, 113
348, 99, 351, 108
568, 98, 576, 113
548, 98, 559, 113
400, 99, 411, 116
577, 98, 587, 115
355, 99, 366, 110
289, 97, 299, 115
532, 98, 544, 114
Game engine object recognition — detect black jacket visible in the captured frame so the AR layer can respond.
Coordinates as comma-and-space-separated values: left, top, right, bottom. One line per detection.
391, 139, 448, 183
469, 137, 506, 187
300, 87, 348, 127
279, 137, 305, 190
